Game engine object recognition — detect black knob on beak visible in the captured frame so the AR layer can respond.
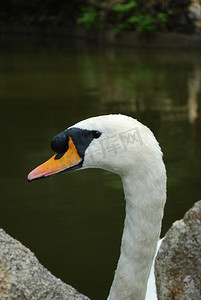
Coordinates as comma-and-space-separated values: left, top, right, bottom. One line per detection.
50, 131, 69, 159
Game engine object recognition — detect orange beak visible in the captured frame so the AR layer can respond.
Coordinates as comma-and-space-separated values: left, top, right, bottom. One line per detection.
27, 137, 82, 182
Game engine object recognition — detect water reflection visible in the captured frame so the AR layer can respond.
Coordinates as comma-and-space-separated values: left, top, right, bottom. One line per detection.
188, 66, 200, 125
0, 37, 201, 300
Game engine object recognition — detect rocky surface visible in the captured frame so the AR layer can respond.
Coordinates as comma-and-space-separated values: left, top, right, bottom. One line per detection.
0, 228, 90, 300
155, 200, 201, 300
186, 0, 201, 33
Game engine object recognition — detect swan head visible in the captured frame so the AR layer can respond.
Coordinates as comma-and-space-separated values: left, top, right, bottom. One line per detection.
28, 114, 162, 181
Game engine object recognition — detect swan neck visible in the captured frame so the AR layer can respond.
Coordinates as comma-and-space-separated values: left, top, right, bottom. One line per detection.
108, 167, 166, 300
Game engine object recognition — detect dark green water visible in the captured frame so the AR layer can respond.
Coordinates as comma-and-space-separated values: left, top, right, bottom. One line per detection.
0, 36, 201, 300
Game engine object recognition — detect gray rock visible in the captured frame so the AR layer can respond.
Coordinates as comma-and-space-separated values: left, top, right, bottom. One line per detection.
0, 228, 90, 300
187, 0, 201, 21
155, 200, 201, 299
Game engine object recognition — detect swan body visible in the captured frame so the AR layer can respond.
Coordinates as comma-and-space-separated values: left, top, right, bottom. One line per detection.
28, 114, 166, 300
145, 238, 163, 300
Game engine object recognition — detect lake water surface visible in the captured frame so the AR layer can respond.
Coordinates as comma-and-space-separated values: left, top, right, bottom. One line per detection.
0, 36, 201, 300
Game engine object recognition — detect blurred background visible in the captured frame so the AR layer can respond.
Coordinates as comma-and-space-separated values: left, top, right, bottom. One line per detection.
0, 1, 201, 300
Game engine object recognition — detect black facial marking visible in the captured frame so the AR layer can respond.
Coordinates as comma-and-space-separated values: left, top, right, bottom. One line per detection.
67, 127, 102, 158
50, 127, 102, 161
92, 130, 102, 139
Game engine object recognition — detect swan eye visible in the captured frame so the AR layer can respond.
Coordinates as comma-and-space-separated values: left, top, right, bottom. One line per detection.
92, 130, 101, 139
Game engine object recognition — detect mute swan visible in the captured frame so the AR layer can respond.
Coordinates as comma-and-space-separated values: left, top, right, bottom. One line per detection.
28, 114, 166, 300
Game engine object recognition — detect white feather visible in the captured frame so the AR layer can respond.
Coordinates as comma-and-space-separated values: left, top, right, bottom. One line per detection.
71, 114, 167, 300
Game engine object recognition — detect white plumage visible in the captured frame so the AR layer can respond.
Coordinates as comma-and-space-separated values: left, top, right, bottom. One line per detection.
73, 115, 167, 300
